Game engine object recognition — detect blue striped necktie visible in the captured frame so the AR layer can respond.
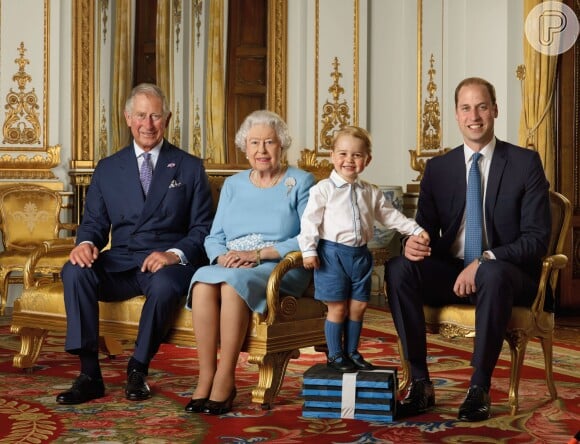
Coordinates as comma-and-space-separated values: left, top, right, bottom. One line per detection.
139, 152, 153, 195
464, 152, 483, 266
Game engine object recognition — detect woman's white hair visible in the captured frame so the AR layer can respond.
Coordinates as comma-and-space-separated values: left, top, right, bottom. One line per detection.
234, 110, 292, 152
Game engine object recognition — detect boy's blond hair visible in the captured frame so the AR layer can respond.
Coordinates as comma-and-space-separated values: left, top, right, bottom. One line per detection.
332, 126, 372, 154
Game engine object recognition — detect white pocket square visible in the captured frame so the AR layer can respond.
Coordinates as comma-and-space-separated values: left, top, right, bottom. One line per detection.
169, 179, 183, 188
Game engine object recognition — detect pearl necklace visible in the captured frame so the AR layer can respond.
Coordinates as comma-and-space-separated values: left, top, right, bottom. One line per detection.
250, 167, 285, 188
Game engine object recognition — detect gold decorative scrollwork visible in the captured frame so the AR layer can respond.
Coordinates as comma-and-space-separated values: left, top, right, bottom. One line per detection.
99, 103, 108, 160
3, 42, 41, 145
297, 148, 333, 182
437, 323, 476, 338
0, 145, 60, 179
409, 54, 449, 184
101, 0, 109, 44
422, 55, 441, 151
298, 57, 350, 182
505, 328, 527, 350
192, 103, 202, 157
319, 57, 351, 151
11, 200, 50, 233
193, 0, 203, 47
171, 103, 182, 147
278, 296, 298, 322
174, 0, 182, 52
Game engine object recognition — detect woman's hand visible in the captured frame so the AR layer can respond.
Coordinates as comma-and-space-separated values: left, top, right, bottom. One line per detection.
220, 250, 257, 268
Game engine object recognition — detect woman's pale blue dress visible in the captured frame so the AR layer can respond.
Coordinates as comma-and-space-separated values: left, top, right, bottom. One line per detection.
187, 166, 315, 314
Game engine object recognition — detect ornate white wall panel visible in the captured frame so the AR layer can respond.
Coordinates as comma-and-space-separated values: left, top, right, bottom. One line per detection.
0, 0, 63, 188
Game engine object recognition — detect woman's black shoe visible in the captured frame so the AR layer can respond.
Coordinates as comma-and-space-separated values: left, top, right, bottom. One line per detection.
202, 388, 237, 415
184, 397, 208, 413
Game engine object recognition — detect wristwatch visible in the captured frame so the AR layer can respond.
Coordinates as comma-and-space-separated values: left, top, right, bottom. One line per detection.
478, 251, 492, 264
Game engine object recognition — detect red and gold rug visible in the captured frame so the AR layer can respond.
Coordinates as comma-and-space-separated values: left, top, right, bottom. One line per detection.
0, 308, 578, 443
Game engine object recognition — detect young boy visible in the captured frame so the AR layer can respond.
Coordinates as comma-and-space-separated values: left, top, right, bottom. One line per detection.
298, 126, 430, 373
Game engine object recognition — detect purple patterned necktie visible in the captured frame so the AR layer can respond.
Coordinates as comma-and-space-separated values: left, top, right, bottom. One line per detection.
139, 152, 153, 195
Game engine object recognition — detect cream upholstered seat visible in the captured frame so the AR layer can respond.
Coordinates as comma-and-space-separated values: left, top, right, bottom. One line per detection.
394, 191, 571, 415
0, 184, 76, 315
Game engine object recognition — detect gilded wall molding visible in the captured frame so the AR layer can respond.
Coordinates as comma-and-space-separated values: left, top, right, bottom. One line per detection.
352, 0, 359, 122
319, 57, 351, 150
268, 0, 287, 119
0, 0, 64, 185
192, 103, 202, 157
313, 0, 357, 155
174, 0, 182, 52
408, 0, 448, 190
98, 102, 108, 160
0, 145, 60, 179
71, 0, 95, 169
299, 57, 351, 182
575, 227, 580, 279
193, 0, 202, 47
0, 0, 49, 151
101, 0, 109, 44
2, 42, 41, 145
171, 103, 182, 148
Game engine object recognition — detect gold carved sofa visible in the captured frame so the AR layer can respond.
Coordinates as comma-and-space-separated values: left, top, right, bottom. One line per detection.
10, 174, 327, 410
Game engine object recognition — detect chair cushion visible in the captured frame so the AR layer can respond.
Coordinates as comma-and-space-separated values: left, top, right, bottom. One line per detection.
424, 305, 476, 337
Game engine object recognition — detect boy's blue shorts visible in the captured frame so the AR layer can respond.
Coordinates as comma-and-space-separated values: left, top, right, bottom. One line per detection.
313, 239, 373, 303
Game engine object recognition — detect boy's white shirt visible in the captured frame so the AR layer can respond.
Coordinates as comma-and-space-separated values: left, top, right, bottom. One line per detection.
298, 170, 424, 258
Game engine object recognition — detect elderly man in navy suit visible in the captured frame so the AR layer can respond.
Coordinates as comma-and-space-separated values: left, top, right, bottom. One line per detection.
56, 83, 213, 405
385, 77, 551, 421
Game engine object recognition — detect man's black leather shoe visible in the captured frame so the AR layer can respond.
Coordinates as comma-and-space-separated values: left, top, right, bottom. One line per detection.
458, 385, 491, 422
397, 379, 435, 418
125, 369, 151, 401
56, 374, 105, 405
327, 354, 357, 373
347, 352, 374, 370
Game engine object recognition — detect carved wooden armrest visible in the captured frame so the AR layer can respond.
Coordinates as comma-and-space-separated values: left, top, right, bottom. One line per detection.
60, 222, 79, 233
530, 253, 568, 315
262, 251, 304, 326
23, 237, 75, 289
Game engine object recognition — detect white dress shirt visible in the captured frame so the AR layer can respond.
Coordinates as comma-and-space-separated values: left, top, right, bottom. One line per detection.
298, 170, 424, 258
134, 142, 162, 169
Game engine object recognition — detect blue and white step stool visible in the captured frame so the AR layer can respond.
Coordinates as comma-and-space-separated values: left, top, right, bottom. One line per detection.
302, 363, 398, 422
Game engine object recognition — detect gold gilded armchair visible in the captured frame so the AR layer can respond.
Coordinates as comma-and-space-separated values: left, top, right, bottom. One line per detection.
395, 191, 571, 415
0, 184, 76, 315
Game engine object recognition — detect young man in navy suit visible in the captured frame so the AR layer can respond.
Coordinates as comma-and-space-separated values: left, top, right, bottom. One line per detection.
56, 84, 213, 405
385, 77, 551, 421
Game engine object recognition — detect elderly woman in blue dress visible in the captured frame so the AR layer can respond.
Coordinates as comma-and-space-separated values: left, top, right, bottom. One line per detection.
184, 110, 315, 415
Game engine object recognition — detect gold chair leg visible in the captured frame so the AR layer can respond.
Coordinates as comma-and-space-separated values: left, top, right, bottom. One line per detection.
248, 349, 300, 410
0, 269, 8, 316
397, 337, 411, 397
505, 330, 528, 415
10, 326, 48, 369
539, 335, 558, 401
99, 336, 124, 357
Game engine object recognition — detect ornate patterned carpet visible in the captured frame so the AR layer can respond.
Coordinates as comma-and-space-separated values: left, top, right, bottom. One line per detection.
0, 308, 578, 443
